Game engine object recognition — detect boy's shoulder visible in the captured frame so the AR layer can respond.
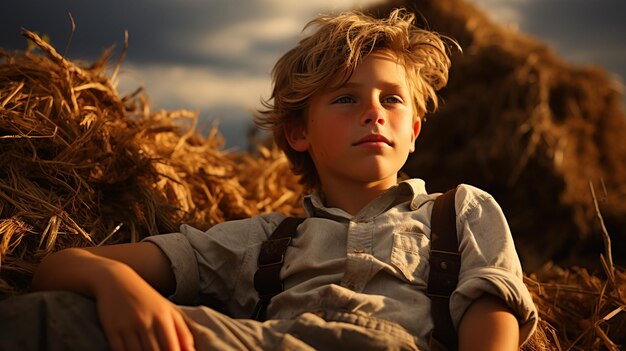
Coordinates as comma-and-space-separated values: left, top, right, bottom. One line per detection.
403, 180, 501, 222
447, 184, 508, 230
403, 179, 494, 211
453, 183, 494, 205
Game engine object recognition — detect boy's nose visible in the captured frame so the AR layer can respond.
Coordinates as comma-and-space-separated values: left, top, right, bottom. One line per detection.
360, 105, 386, 126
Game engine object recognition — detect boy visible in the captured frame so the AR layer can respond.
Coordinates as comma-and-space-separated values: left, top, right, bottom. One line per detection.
0, 8, 537, 351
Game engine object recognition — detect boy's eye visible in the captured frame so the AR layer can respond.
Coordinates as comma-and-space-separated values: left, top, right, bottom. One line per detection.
333, 96, 355, 104
382, 96, 403, 104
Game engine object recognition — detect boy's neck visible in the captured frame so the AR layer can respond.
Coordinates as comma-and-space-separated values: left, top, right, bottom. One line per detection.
319, 176, 398, 216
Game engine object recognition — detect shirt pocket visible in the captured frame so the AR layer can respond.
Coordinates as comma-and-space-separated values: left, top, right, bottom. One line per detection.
390, 231, 429, 285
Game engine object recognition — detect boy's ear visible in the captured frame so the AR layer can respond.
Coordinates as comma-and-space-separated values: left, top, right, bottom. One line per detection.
285, 121, 309, 152
409, 118, 422, 153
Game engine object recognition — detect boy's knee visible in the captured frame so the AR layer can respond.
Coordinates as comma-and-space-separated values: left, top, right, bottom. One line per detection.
1, 291, 92, 318
0, 291, 108, 351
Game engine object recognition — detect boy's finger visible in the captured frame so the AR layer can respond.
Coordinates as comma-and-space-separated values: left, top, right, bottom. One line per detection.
155, 313, 182, 351
173, 310, 196, 351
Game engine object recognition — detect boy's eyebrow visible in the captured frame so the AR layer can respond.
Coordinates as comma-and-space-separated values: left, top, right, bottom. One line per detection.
332, 81, 408, 92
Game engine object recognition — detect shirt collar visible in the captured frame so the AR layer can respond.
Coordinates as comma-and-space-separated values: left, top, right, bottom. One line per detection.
303, 178, 429, 220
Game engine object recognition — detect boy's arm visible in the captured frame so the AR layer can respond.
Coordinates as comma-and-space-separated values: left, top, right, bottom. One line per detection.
457, 294, 520, 351
32, 242, 195, 351
89, 242, 176, 294
33, 242, 175, 295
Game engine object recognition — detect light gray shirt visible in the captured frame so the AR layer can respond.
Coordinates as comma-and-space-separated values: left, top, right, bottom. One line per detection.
144, 179, 538, 348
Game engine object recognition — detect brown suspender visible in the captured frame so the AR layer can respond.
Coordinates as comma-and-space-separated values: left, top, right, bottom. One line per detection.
252, 188, 460, 350
251, 216, 305, 321
428, 188, 460, 350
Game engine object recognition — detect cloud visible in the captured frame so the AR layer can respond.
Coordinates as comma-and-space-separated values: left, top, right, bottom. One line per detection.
117, 62, 271, 114
193, 15, 301, 71
465, 0, 527, 27
184, 0, 389, 70
121, 0, 392, 113
259, 0, 387, 14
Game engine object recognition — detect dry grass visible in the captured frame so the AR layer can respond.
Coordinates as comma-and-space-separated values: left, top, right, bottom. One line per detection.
0, 30, 302, 295
524, 264, 625, 350
519, 183, 625, 350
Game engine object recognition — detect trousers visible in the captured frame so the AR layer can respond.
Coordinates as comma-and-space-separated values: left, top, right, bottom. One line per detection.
0, 291, 420, 351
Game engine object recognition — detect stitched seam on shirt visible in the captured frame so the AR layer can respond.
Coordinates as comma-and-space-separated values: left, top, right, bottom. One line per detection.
456, 191, 513, 272
456, 190, 493, 225
392, 232, 424, 254
460, 265, 518, 277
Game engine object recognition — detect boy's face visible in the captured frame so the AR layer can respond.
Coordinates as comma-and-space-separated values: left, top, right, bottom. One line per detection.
287, 50, 420, 190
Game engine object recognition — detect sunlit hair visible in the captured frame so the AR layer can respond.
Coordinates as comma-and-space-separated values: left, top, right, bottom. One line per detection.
255, 8, 455, 190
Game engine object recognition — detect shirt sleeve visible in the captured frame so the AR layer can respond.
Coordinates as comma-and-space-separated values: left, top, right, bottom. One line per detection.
142, 231, 201, 304
142, 213, 286, 306
449, 185, 538, 345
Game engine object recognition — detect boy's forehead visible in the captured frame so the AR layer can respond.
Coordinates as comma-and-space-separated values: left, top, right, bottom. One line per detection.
326, 80, 408, 93
322, 51, 409, 92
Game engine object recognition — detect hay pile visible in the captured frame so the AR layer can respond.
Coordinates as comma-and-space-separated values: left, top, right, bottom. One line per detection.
368, 0, 626, 272
0, 30, 303, 296
523, 263, 626, 350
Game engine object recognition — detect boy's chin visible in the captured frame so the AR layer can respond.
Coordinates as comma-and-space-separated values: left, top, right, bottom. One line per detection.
351, 170, 401, 185
352, 161, 405, 181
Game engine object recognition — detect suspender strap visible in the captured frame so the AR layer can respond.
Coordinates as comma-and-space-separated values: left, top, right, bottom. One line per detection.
428, 188, 460, 350
252, 216, 305, 321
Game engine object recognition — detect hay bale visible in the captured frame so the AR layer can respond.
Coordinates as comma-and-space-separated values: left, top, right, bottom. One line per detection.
0, 30, 303, 296
368, 0, 626, 272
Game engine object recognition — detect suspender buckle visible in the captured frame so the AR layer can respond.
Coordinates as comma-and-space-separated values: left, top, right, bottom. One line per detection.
428, 249, 461, 297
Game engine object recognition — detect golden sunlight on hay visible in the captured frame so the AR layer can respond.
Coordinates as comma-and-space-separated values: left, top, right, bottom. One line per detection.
0, 30, 303, 295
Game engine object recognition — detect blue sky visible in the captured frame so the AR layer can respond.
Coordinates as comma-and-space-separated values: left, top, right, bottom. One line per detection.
2, 0, 624, 149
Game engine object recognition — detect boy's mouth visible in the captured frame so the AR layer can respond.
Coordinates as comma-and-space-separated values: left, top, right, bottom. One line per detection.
353, 134, 393, 146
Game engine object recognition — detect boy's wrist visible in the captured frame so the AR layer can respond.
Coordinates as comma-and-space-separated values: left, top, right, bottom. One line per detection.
88, 257, 141, 298
33, 247, 138, 298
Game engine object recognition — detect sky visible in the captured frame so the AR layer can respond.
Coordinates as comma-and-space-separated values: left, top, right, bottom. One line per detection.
1, 0, 624, 150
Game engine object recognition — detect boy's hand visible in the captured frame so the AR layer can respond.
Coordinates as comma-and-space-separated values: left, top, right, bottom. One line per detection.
95, 264, 195, 351
33, 244, 195, 351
